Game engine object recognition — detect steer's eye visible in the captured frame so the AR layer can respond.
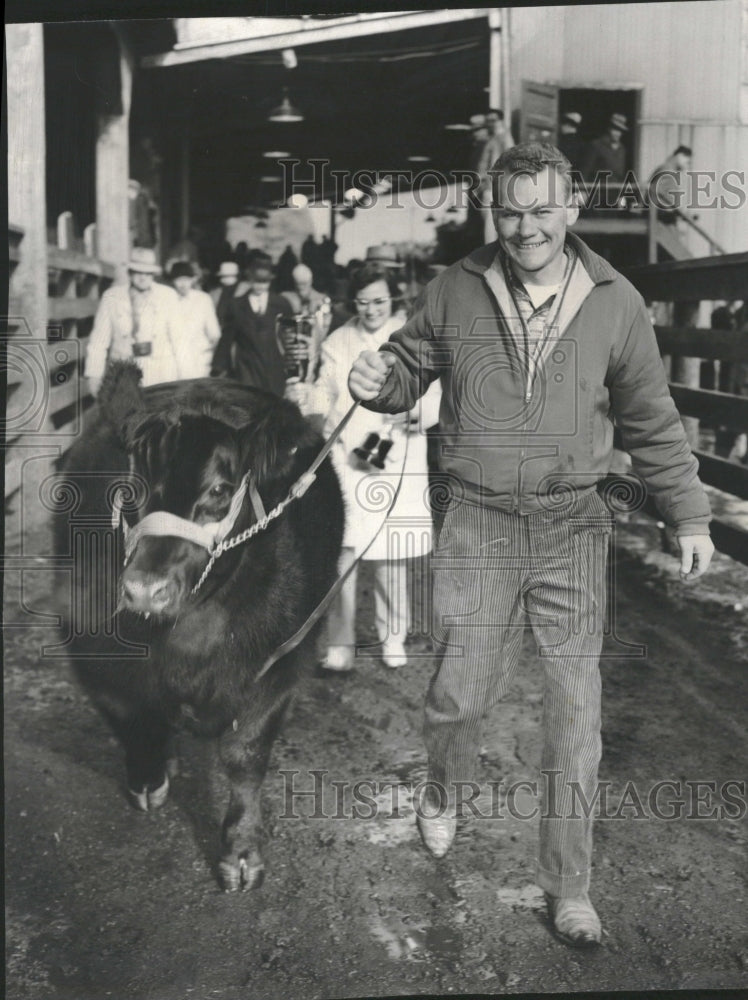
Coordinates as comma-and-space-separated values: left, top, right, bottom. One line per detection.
209, 482, 231, 499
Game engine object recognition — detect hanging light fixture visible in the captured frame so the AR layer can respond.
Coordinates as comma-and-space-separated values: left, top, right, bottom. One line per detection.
268, 88, 304, 123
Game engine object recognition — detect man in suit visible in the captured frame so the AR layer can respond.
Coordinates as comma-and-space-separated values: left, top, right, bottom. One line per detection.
212, 259, 294, 396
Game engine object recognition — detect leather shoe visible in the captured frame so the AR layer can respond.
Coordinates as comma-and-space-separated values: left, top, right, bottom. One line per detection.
545, 892, 602, 948
414, 786, 456, 858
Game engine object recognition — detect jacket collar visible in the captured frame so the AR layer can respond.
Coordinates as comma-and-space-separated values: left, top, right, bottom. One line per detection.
461, 230, 618, 286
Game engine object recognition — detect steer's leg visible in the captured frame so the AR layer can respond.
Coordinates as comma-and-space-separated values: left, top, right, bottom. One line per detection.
100, 705, 174, 812
217, 697, 291, 892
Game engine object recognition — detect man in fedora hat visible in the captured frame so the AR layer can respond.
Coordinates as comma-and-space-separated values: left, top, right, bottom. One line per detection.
558, 111, 585, 172
582, 112, 629, 184
366, 245, 401, 270
212, 257, 294, 394
84, 246, 181, 395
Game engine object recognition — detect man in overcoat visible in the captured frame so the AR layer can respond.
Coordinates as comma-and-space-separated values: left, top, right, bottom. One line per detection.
212, 259, 294, 395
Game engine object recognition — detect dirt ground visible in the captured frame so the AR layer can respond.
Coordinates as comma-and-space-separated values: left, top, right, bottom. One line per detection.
4, 512, 748, 999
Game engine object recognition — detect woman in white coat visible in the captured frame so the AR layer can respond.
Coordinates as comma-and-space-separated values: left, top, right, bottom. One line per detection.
289, 263, 440, 670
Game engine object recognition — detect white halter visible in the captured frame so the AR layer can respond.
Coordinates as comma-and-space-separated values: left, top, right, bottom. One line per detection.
111, 472, 254, 562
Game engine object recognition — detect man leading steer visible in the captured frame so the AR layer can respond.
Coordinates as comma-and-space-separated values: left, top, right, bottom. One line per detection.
347, 142, 714, 947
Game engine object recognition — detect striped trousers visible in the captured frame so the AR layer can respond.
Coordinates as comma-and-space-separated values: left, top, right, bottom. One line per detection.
426, 489, 612, 897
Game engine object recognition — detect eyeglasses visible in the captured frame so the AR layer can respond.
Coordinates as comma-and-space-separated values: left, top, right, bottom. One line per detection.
355, 296, 391, 308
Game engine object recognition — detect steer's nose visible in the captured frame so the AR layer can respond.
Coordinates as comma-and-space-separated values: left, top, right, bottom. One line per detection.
121, 572, 177, 615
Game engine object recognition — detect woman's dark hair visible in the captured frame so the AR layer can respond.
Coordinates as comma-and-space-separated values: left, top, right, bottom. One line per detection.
348, 262, 399, 305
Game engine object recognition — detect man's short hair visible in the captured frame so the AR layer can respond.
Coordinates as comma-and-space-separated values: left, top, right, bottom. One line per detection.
490, 142, 574, 205
673, 145, 693, 158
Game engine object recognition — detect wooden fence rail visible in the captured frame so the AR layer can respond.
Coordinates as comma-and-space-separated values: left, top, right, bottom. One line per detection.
622, 252, 748, 565
4, 219, 113, 501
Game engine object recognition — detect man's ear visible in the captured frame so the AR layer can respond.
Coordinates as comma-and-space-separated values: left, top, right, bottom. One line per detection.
565, 203, 580, 227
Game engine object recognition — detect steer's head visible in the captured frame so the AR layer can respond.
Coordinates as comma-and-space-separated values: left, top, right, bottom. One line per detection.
120, 410, 245, 617
100, 362, 310, 620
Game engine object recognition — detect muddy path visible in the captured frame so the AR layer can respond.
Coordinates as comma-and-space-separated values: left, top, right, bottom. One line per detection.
4, 517, 748, 998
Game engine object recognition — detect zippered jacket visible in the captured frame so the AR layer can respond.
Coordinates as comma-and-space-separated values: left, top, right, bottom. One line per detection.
363, 232, 711, 532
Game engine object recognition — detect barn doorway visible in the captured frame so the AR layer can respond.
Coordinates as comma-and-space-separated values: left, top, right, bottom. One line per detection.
520, 81, 642, 175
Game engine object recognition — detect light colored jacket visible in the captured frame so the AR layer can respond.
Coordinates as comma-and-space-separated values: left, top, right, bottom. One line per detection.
172, 288, 221, 379
84, 282, 181, 388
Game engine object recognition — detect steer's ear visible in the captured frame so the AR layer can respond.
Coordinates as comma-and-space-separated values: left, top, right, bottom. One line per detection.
97, 360, 146, 446
240, 398, 316, 486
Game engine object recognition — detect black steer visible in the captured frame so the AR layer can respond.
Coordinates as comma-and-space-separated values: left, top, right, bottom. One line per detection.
56, 362, 344, 890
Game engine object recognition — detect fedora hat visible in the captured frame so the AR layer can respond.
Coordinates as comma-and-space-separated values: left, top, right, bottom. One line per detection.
217, 261, 239, 279
128, 246, 161, 274
366, 244, 400, 267
562, 111, 582, 126
609, 113, 629, 132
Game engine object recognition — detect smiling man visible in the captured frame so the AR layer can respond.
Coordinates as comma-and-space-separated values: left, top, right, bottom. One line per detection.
347, 143, 714, 948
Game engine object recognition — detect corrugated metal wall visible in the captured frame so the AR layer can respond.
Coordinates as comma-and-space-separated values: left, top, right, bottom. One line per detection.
510, 1, 747, 254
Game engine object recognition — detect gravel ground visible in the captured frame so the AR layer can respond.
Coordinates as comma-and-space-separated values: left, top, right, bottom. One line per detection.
4, 512, 748, 999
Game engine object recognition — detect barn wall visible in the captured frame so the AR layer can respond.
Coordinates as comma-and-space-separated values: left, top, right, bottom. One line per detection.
510, 1, 748, 255
511, 1, 742, 120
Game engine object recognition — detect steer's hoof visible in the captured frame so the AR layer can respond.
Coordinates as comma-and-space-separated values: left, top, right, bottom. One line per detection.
128, 774, 170, 812
219, 852, 265, 892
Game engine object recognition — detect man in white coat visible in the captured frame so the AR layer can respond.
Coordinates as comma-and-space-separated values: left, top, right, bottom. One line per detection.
84, 247, 181, 395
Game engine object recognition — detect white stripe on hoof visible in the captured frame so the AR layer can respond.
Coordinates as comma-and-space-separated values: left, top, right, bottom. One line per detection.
219, 855, 265, 892
147, 774, 170, 809
128, 787, 150, 812
127, 774, 170, 812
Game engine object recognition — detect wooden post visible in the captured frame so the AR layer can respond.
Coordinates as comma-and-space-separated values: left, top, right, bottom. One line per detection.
647, 198, 658, 264
6, 23, 48, 340
671, 300, 701, 449
488, 10, 501, 111
179, 125, 191, 241
95, 25, 132, 283
500, 9, 512, 130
